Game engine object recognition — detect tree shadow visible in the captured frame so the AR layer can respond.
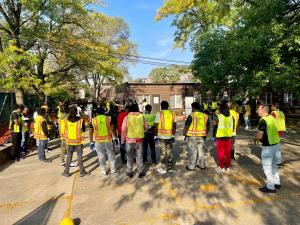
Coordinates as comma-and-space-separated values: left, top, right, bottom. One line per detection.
13, 193, 64, 225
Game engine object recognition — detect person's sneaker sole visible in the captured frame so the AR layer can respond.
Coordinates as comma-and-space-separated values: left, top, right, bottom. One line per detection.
258, 187, 276, 193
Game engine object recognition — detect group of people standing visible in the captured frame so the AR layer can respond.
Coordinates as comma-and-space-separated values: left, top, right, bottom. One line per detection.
10, 97, 286, 194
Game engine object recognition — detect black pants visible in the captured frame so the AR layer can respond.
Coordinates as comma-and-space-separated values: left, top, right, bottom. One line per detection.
118, 135, 126, 163
143, 132, 156, 164
64, 145, 85, 174
11, 132, 22, 160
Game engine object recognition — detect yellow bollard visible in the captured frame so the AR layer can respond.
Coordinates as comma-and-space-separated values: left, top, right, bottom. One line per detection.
60, 217, 74, 225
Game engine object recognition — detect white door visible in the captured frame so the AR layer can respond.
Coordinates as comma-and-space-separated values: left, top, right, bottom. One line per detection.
185, 96, 194, 116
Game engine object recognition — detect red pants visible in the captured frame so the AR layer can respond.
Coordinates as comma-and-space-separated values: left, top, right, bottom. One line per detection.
216, 139, 232, 169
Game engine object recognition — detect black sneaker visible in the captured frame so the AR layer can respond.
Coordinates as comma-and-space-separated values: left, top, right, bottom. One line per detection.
138, 171, 146, 178
258, 186, 276, 193
275, 184, 281, 189
186, 165, 195, 171
126, 172, 134, 178
80, 171, 90, 177
61, 172, 70, 177
277, 163, 283, 168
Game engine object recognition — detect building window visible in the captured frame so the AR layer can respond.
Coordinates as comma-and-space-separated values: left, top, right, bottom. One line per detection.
137, 95, 151, 104
170, 95, 183, 108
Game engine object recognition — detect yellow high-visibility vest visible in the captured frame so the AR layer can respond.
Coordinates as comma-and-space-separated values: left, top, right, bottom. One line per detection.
216, 114, 233, 138
203, 103, 209, 110
261, 115, 280, 145
127, 113, 144, 139
59, 115, 67, 140
64, 119, 84, 145
187, 112, 208, 137
157, 110, 175, 137
9, 110, 21, 133
143, 113, 155, 127
272, 110, 286, 132
211, 101, 217, 110
92, 115, 112, 143
34, 115, 47, 140
230, 109, 239, 136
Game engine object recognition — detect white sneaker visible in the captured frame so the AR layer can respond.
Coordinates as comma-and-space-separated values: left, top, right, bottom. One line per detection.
215, 167, 225, 173
70, 162, 78, 167
226, 168, 231, 172
101, 170, 108, 176
60, 162, 65, 167
157, 168, 167, 174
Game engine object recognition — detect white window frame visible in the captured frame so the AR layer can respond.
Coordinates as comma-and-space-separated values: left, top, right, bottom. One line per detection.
170, 94, 183, 109
137, 95, 151, 105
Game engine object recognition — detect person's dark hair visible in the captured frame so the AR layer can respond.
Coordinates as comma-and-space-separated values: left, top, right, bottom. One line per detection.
161, 101, 169, 110
129, 104, 139, 112
219, 100, 230, 116
40, 108, 46, 116
246, 101, 250, 105
15, 104, 20, 110
19, 104, 25, 111
145, 104, 152, 112
96, 107, 105, 115
125, 105, 130, 111
68, 106, 78, 120
191, 102, 200, 110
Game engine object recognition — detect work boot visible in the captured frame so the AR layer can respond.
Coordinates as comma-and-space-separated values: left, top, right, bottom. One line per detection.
80, 171, 90, 177
258, 186, 276, 193
275, 184, 281, 189
138, 171, 146, 178
61, 172, 70, 177
186, 165, 195, 171
126, 172, 134, 178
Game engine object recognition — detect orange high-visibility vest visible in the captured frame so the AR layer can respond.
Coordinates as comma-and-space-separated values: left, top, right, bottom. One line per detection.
186, 112, 208, 137
92, 115, 112, 143
64, 119, 84, 145
34, 115, 47, 140
157, 110, 175, 137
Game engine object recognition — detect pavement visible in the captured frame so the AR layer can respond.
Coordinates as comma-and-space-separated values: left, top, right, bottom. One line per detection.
0, 121, 300, 225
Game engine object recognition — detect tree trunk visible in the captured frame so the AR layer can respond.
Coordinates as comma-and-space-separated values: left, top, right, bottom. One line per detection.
15, 88, 24, 104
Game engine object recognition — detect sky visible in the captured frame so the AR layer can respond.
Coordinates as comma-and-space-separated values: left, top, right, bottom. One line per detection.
93, 0, 193, 79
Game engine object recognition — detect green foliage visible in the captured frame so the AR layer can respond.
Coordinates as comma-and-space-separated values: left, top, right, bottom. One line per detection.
149, 66, 191, 83
157, 0, 300, 98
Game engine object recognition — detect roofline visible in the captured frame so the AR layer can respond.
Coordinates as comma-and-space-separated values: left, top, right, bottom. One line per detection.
124, 82, 200, 85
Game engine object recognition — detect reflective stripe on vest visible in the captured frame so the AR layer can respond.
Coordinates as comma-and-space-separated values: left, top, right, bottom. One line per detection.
143, 113, 155, 127
261, 115, 281, 145
272, 110, 286, 132
216, 114, 233, 138
158, 110, 175, 137
34, 116, 47, 140
92, 115, 112, 143
230, 110, 239, 136
127, 113, 144, 139
64, 119, 83, 145
187, 112, 208, 137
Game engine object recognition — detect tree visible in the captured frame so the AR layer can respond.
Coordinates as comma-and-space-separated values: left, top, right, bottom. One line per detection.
149, 65, 191, 83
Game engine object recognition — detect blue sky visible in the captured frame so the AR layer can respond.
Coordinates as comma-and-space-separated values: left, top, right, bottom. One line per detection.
93, 0, 193, 79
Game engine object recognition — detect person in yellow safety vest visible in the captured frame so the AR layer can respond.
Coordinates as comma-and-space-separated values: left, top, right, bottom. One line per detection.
210, 99, 218, 115
89, 107, 118, 176
271, 103, 286, 168
202, 100, 210, 115
228, 101, 239, 160
34, 107, 51, 162
20, 107, 30, 157
183, 102, 210, 170
255, 104, 281, 193
244, 101, 252, 130
143, 104, 157, 165
59, 106, 68, 167
154, 101, 177, 174
213, 101, 235, 173
9, 104, 24, 161
121, 103, 147, 178
61, 106, 89, 177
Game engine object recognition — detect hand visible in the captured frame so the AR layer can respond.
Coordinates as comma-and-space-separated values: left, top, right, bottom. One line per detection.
90, 143, 95, 151
171, 135, 176, 143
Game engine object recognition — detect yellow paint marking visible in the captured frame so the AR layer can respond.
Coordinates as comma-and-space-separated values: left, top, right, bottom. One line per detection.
159, 179, 182, 203
0, 195, 71, 209
230, 173, 261, 186
65, 173, 79, 218
199, 184, 217, 192
159, 213, 177, 220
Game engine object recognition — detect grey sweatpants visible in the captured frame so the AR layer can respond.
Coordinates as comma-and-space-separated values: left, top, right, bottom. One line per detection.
187, 136, 206, 169
95, 142, 116, 173
126, 142, 143, 173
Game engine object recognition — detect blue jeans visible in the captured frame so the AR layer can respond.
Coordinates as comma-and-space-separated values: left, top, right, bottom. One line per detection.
38, 139, 48, 161
21, 131, 29, 153
261, 144, 280, 189
275, 142, 282, 164
244, 116, 251, 128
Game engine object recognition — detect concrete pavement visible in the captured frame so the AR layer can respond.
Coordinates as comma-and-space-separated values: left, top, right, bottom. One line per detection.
0, 122, 299, 225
